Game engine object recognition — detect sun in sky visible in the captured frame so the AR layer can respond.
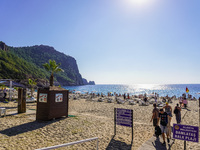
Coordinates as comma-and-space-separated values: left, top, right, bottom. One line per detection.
128, 0, 152, 5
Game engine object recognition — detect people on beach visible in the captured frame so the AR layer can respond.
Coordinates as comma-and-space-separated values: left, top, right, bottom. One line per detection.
158, 109, 170, 145
123, 93, 126, 100
162, 97, 166, 103
150, 104, 159, 133
182, 97, 188, 108
144, 97, 147, 103
3, 88, 7, 99
174, 103, 181, 124
163, 102, 172, 123
179, 98, 183, 107
155, 96, 157, 103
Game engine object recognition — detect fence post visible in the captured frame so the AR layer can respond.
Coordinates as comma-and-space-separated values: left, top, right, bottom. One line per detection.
96, 138, 98, 150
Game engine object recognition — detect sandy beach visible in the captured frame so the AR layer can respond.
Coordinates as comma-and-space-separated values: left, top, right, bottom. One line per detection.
0, 94, 199, 150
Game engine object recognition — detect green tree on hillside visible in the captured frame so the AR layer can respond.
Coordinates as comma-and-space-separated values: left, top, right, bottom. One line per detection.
43, 59, 64, 86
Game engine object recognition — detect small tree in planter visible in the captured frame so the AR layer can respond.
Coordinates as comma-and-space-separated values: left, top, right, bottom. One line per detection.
43, 59, 64, 86
37, 60, 68, 121
28, 79, 37, 98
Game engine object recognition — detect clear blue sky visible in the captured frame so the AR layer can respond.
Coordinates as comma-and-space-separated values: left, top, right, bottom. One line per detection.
0, 0, 200, 84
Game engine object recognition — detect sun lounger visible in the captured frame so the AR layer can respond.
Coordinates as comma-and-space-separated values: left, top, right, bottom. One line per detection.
134, 98, 142, 103
157, 103, 164, 107
0, 107, 6, 117
139, 101, 149, 106
98, 98, 104, 102
129, 100, 136, 105
107, 98, 113, 103
149, 99, 155, 104
26, 97, 37, 103
116, 98, 125, 104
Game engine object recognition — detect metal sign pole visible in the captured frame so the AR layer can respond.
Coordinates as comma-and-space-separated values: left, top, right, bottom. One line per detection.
184, 141, 186, 150
131, 109, 133, 143
199, 98, 200, 128
114, 108, 116, 135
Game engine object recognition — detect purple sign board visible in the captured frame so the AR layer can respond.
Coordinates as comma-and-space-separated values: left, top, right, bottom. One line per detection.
115, 108, 133, 127
173, 124, 199, 143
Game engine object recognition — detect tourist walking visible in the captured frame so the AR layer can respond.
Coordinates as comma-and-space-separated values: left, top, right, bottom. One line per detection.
158, 109, 170, 145
174, 104, 181, 124
123, 93, 126, 100
144, 97, 147, 103
150, 104, 159, 134
163, 102, 172, 123
155, 96, 157, 103
182, 97, 188, 108
179, 98, 183, 107
3, 88, 7, 99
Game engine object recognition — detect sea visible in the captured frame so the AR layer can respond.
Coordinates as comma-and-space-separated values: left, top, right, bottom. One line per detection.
63, 84, 200, 99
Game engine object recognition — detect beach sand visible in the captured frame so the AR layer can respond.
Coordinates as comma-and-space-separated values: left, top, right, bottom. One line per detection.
0, 95, 199, 150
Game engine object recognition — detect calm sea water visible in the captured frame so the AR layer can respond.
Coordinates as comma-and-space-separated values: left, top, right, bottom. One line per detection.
63, 84, 200, 98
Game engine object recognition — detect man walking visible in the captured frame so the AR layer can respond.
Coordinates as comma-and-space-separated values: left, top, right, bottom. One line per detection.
150, 103, 159, 129
163, 102, 172, 123
174, 103, 181, 124
158, 109, 170, 145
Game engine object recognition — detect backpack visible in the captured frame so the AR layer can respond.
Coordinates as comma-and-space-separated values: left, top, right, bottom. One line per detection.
174, 107, 179, 114
155, 126, 162, 137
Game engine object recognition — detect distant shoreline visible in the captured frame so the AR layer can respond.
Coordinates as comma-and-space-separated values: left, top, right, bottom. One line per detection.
62, 84, 200, 98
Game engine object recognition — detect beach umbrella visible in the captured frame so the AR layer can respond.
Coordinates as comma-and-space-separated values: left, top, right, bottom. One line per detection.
147, 94, 155, 97
75, 91, 81, 94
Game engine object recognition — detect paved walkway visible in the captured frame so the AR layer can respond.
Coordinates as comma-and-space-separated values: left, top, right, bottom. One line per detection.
138, 109, 188, 150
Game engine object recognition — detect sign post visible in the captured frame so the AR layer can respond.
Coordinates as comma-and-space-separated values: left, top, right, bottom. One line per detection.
114, 108, 133, 142
173, 124, 199, 150
199, 98, 200, 128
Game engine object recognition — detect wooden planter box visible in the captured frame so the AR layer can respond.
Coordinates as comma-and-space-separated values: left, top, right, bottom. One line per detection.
36, 86, 69, 121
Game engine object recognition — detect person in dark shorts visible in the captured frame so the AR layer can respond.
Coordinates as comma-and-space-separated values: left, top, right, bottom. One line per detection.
158, 109, 170, 145
150, 103, 159, 127
174, 103, 181, 124
144, 97, 147, 103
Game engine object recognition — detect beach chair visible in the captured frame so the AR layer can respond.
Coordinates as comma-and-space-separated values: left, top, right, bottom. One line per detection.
139, 101, 149, 106
98, 98, 104, 102
26, 97, 37, 103
149, 99, 155, 104
107, 98, 113, 103
157, 102, 164, 107
0, 107, 6, 117
116, 98, 125, 104
129, 100, 136, 105
134, 98, 142, 103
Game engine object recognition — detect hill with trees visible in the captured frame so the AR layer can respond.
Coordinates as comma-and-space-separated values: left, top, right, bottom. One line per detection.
0, 41, 88, 86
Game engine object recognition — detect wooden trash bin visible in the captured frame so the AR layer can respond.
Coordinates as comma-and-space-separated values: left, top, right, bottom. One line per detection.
36, 86, 69, 121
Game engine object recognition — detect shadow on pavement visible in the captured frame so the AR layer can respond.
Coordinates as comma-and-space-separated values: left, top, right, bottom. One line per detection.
106, 135, 132, 150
